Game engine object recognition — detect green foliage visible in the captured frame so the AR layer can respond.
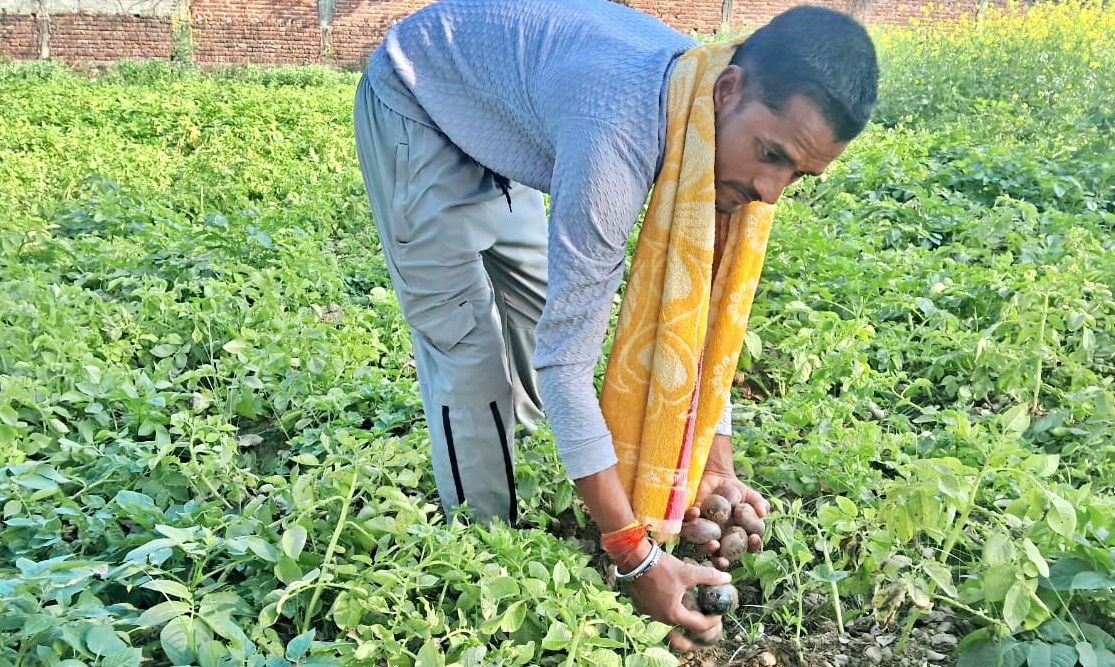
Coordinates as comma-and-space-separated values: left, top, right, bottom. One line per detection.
2, 2, 1114, 665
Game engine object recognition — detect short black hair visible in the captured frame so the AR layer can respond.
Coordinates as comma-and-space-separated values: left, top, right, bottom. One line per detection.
731, 6, 879, 142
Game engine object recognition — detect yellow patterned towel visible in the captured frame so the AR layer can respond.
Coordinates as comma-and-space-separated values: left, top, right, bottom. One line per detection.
600, 41, 775, 542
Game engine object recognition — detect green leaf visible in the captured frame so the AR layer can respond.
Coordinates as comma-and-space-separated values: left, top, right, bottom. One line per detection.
744, 329, 762, 360
527, 562, 549, 581
459, 646, 487, 667
100, 648, 142, 667
275, 556, 302, 584
1001, 404, 1031, 438
1050, 643, 1080, 667
415, 640, 442, 667
136, 601, 191, 627
151, 344, 178, 358
552, 560, 569, 588
222, 340, 251, 355
85, 625, 127, 656
1036, 620, 1075, 643
958, 637, 1026, 667
484, 576, 519, 601
282, 525, 308, 560
113, 490, 161, 528
983, 533, 1016, 566
625, 647, 679, 667
1095, 649, 1115, 667
1021, 539, 1050, 578
1082, 625, 1115, 652
1028, 640, 1052, 667
834, 495, 858, 517
922, 560, 958, 598
1079, 642, 1098, 667
155, 524, 200, 545
160, 616, 195, 666
200, 613, 250, 648
286, 630, 314, 662
500, 601, 527, 634
982, 563, 1018, 603
1028, 641, 1078, 667
541, 621, 573, 651
197, 641, 228, 667
1042, 558, 1094, 591
807, 564, 849, 583
329, 591, 364, 629
1003, 579, 1032, 631
142, 579, 192, 601
1044, 491, 1077, 539
230, 535, 279, 562
0, 404, 21, 426
1071, 571, 1115, 590
584, 649, 623, 667
937, 471, 961, 497
1023, 454, 1060, 478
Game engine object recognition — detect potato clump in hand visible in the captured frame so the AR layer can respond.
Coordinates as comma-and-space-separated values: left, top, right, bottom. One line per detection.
681, 484, 767, 566
675, 483, 767, 647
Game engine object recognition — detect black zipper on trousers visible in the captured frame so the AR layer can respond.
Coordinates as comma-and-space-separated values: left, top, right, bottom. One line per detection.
441, 405, 466, 507
490, 401, 518, 526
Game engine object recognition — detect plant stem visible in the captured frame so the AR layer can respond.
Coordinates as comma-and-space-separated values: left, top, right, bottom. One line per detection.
301, 464, 361, 635
1032, 293, 1049, 413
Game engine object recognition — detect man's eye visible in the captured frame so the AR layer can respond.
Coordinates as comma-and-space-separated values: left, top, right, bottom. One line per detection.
761, 146, 778, 162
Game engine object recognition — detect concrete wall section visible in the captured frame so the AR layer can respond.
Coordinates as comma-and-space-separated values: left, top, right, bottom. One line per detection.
0, 0, 175, 16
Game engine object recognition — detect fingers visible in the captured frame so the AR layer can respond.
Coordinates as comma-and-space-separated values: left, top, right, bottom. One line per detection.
691, 562, 732, 587
742, 485, 772, 517
667, 628, 697, 653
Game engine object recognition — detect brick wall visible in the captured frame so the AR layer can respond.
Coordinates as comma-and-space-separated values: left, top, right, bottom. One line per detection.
191, 0, 318, 65
0, 0, 987, 68
48, 13, 172, 62
0, 14, 39, 60
330, 0, 430, 69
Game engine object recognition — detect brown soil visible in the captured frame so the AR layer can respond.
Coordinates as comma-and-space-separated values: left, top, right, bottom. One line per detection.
680, 603, 964, 667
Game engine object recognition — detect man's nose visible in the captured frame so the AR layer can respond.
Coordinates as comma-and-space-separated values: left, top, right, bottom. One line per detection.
755, 168, 796, 205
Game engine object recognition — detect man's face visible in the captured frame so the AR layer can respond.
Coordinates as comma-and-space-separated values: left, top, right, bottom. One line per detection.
712, 66, 848, 214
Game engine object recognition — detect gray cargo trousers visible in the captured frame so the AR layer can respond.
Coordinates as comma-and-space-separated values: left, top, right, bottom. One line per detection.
354, 75, 548, 525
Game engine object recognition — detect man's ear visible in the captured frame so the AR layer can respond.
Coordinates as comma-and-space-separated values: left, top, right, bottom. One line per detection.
713, 65, 745, 117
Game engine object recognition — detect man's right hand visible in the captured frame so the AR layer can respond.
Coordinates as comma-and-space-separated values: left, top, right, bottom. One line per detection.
627, 549, 732, 652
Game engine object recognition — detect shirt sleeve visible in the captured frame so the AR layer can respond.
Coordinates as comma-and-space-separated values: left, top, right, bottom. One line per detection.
715, 395, 733, 436
533, 117, 657, 480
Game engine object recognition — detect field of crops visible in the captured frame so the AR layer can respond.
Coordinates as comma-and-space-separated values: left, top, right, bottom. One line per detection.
1, 3, 1113, 666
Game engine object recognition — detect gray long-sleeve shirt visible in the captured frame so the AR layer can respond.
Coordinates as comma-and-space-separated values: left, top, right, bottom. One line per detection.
365, 0, 732, 479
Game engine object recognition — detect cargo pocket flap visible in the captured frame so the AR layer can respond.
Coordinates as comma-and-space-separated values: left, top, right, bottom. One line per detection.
410, 300, 477, 352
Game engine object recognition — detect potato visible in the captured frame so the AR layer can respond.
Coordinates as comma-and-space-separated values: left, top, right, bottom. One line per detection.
680, 517, 722, 545
697, 583, 739, 615
732, 501, 766, 536
714, 483, 743, 506
700, 494, 732, 525
681, 587, 700, 612
717, 526, 749, 562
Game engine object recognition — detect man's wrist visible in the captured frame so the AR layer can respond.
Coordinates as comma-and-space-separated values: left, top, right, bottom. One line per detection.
615, 536, 654, 573
613, 538, 661, 581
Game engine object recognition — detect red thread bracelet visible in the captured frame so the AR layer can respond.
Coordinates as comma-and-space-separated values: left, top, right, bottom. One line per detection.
601, 521, 648, 571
